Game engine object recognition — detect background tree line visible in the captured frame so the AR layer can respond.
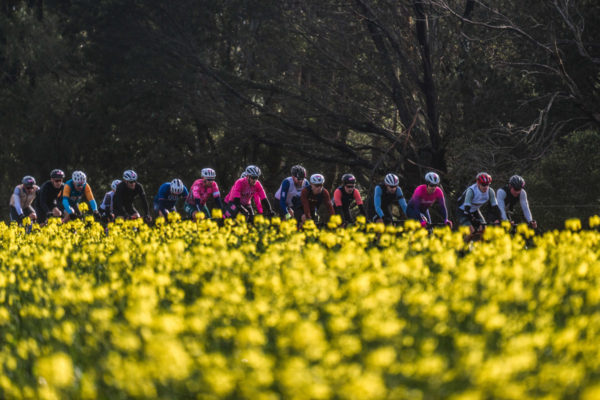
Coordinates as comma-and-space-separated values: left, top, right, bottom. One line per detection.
1, 0, 598, 228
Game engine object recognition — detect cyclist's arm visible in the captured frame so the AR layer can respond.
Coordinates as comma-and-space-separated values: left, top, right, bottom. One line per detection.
62, 185, 73, 214
374, 186, 384, 218
462, 188, 474, 213
301, 189, 311, 218
488, 189, 501, 220
323, 190, 335, 216
253, 182, 267, 214
520, 189, 533, 223
84, 185, 98, 212
396, 188, 408, 215
12, 187, 24, 215
279, 179, 291, 212
496, 188, 508, 220
136, 184, 150, 216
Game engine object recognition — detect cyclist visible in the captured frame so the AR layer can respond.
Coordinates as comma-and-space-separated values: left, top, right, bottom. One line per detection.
35, 169, 65, 225
184, 168, 223, 219
9, 175, 39, 224
457, 172, 501, 233
153, 178, 189, 217
295, 173, 335, 226
113, 169, 152, 222
406, 172, 452, 228
274, 165, 309, 219
368, 173, 408, 224
98, 179, 121, 222
224, 165, 274, 219
496, 175, 537, 229
332, 173, 365, 225
61, 171, 100, 223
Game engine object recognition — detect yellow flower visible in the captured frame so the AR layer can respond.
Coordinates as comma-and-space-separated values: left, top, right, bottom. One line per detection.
34, 352, 74, 388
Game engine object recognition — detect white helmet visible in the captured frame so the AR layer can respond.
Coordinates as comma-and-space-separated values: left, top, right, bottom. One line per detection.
72, 171, 87, 186
170, 178, 185, 195
240, 171, 248, 179
123, 170, 138, 182
111, 179, 121, 191
201, 168, 217, 180
310, 174, 325, 185
384, 173, 399, 187
424, 172, 440, 185
245, 165, 261, 178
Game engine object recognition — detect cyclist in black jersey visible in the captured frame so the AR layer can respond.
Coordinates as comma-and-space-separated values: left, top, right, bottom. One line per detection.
497, 175, 537, 229
332, 174, 365, 225
113, 170, 152, 222
35, 169, 65, 225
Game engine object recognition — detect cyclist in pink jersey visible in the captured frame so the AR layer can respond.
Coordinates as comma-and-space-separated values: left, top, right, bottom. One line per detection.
224, 165, 274, 219
185, 168, 223, 219
406, 172, 452, 228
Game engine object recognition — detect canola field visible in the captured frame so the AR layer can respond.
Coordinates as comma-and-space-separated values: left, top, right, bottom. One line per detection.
1, 215, 600, 400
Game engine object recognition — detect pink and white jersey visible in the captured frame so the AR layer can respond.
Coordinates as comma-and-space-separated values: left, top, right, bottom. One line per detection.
408, 185, 446, 212
186, 179, 220, 206
224, 178, 267, 213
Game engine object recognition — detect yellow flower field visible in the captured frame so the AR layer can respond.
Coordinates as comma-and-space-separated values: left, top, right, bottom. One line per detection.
1, 215, 600, 399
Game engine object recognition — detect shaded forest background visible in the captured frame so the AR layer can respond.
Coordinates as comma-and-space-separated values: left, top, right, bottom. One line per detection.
1, 0, 598, 228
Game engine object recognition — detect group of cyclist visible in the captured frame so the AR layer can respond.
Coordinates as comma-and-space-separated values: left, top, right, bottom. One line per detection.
9, 164, 536, 233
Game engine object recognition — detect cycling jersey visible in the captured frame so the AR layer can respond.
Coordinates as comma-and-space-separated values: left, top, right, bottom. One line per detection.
61, 180, 97, 214
113, 181, 149, 217
368, 183, 408, 220
153, 182, 190, 215
298, 186, 335, 220
186, 179, 222, 206
99, 191, 115, 213
9, 184, 39, 220
224, 178, 267, 213
275, 177, 309, 213
458, 183, 498, 212
332, 186, 365, 223
497, 185, 533, 223
35, 180, 63, 215
406, 185, 448, 223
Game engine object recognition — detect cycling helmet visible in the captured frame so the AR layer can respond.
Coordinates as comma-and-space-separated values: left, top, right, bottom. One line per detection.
201, 168, 217, 180
509, 175, 525, 190
291, 165, 306, 180
424, 172, 440, 186
245, 165, 261, 178
111, 179, 121, 191
72, 171, 87, 186
170, 178, 185, 195
476, 172, 492, 185
123, 170, 138, 182
310, 174, 325, 185
50, 169, 65, 179
240, 171, 248, 179
22, 175, 36, 188
384, 173, 399, 187
342, 173, 356, 185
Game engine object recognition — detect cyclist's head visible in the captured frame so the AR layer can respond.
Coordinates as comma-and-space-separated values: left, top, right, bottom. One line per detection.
123, 170, 138, 182
72, 171, 87, 187
476, 172, 492, 187
240, 171, 248, 179
245, 165, 261, 180
22, 175, 36, 189
111, 179, 121, 191
384, 173, 399, 187
170, 178, 185, 195
291, 165, 306, 180
201, 168, 216, 181
50, 169, 65, 180
310, 173, 325, 185
341, 173, 356, 186
509, 175, 525, 190
424, 172, 440, 186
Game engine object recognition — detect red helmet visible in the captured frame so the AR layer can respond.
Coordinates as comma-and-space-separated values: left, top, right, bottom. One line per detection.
476, 172, 492, 185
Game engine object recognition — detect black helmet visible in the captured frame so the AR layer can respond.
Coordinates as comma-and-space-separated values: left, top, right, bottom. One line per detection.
341, 173, 356, 185
291, 165, 306, 180
22, 175, 36, 188
509, 175, 525, 190
50, 169, 65, 179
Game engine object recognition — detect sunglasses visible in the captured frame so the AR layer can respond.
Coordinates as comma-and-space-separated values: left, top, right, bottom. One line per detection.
248, 176, 259, 180
312, 184, 323, 187
480, 183, 489, 187
25, 186, 35, 190
52, 179, 63, 183
345, 185, 355, 189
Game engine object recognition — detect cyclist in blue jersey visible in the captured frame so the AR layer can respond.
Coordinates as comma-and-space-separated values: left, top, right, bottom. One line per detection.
274, 165, 309, 219
61, 171, 100, 223
368, 173, 408, 224
153, 179, 189, 217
